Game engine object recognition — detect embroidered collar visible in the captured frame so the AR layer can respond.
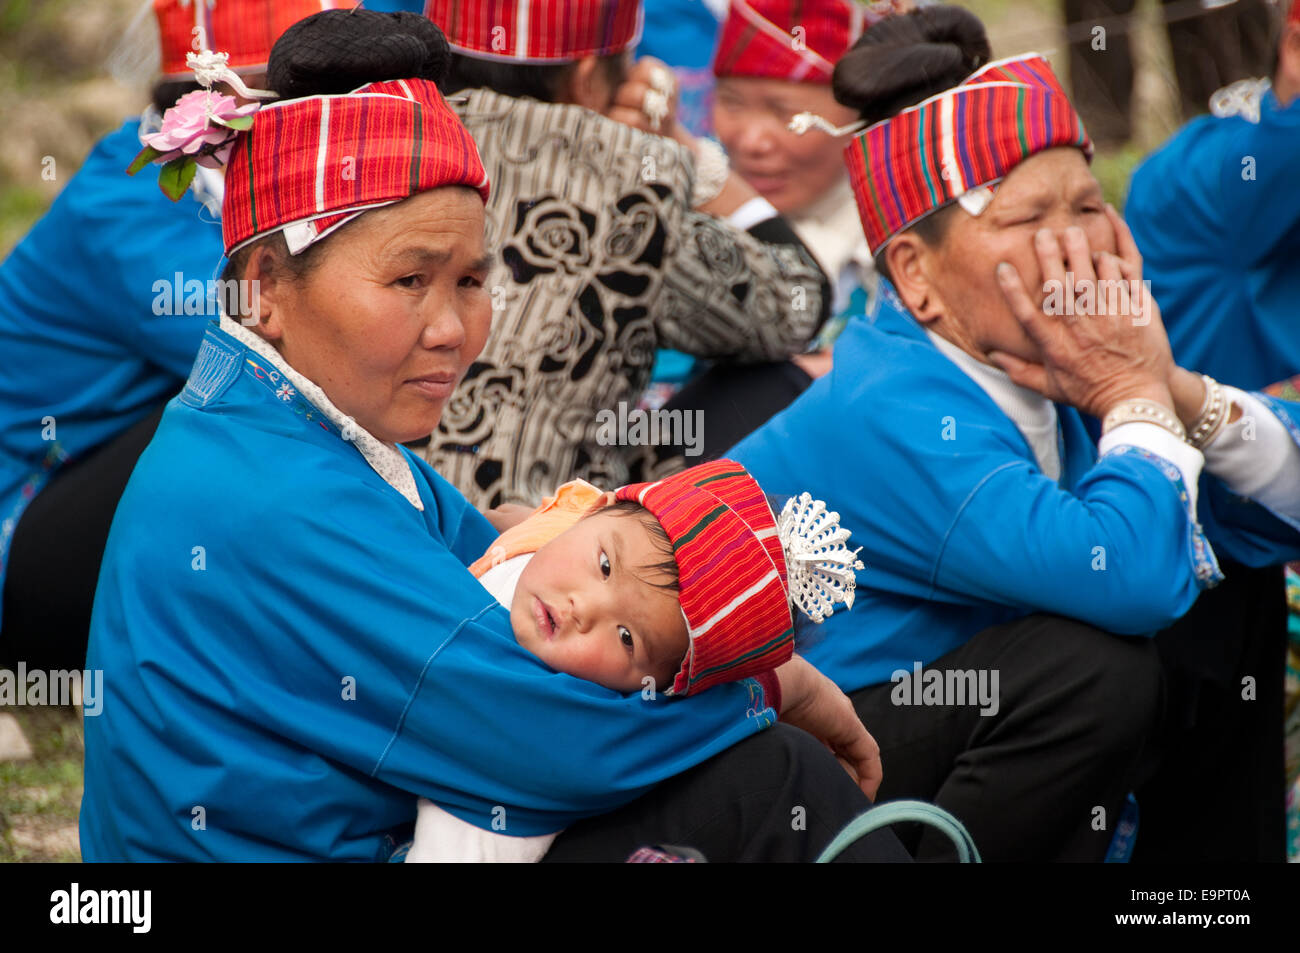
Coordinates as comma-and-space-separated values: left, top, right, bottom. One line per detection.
219, 314, 424, 510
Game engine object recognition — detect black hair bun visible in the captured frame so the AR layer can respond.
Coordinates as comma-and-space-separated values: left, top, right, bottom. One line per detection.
268, 9, 452, 99
832, 5, 992, 125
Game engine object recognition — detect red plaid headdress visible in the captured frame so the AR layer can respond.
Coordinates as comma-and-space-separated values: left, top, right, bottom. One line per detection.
845, 53, 1093, 253
616, 459, 862, 696
221, 77, 490, 255
424, 0, 642, 63
154, 0, 341, 79
712, 0, 896, 84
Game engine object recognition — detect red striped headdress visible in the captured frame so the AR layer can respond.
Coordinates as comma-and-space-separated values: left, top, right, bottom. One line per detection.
711, 0, 896, 84
424, 0, 642, 62
221, 78, 490, 255
617, 459, 863, 696
617, 460, 793, 696
154, 0, 341, 79
845, 52, 1093, 254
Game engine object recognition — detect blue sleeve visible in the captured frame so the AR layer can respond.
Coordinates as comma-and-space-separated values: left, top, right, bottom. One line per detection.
232, 472, 775, 837
1198, 393, 1300, 566
883, 429, 1216, 634
921, 447, 1219, 636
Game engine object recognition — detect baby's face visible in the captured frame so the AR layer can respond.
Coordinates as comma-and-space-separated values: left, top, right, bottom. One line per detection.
510, 508, 688, 694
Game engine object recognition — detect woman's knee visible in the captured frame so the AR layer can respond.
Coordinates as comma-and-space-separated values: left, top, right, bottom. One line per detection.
1018, 614, 1163, 740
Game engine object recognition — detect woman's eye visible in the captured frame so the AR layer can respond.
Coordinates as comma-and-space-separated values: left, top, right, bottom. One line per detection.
619, 626, 633, 650
599, 551, 611, 578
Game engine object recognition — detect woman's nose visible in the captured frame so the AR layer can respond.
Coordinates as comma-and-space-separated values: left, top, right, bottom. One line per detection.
420, 300, 467, 351
735, 117, 779, 158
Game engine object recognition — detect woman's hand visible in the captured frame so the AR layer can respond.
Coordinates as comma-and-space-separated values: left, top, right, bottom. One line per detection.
605, 57, 683, 141
775, 655, 882, 800
989, 205, 1177, 420
483, 503, 534, 533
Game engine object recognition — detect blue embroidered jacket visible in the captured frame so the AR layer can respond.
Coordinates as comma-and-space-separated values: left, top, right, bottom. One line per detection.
80, 322, 775, 861
731, 284, 1300, 693
0, 118, 223, 618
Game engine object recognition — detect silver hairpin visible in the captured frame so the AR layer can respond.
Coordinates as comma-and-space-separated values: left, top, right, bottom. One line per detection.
788, 111, 870, 137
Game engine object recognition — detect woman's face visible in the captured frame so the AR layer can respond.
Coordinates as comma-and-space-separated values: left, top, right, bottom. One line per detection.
257, 187, 492, 444
905, 148, 1112, 364
712, 76, 859, 216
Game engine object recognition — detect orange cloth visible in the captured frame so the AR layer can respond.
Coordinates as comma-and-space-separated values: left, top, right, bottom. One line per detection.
467, 480, 608, 577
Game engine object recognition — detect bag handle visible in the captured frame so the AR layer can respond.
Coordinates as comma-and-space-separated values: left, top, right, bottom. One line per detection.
816, 800, 982, 863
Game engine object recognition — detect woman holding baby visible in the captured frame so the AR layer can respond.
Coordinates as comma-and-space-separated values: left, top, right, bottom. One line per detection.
78, 9, 906, 863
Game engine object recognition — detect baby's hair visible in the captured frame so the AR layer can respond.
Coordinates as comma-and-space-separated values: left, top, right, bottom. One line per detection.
592, 499, 680, 594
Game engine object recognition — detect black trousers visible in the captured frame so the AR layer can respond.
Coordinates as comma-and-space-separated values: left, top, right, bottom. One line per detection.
0, 404, 167, 673
848, 614, 1162, 862
1131, 560, 1287, 862
542, 723, 912, 862
630, 360, 812, 476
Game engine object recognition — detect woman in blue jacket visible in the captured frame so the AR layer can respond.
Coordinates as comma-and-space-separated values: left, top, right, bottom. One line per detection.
79, 9, 899, 864
731, 19, 1300, 861
0, 0, 336, 673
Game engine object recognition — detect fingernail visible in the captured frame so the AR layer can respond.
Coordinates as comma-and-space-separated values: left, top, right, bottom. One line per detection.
996, 262, 1012, 278
1035, 228, 1051, 243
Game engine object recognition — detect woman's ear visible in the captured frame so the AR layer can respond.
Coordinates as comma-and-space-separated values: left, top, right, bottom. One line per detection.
241, 244, 288, 342
558, 55, 613, 112
1277, 22, 1300, 107
885, 233, 946, 326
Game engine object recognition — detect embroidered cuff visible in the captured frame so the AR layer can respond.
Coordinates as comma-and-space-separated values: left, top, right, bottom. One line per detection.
1100, 442, 1223, 587
1098, 421, 1204, 510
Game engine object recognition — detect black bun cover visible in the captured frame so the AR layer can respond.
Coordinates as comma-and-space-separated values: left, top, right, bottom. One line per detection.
832, 5, 991, 124
268, 9, 452, 99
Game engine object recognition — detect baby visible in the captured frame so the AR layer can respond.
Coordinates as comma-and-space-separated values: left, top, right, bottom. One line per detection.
403, 458, 863, 861
473, 484, 692, 696
469, 457, 861, 697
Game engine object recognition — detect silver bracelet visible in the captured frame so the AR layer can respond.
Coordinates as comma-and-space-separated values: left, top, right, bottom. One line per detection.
1101, 399, 1187, 442
690, 137, 729, 209
1187, 375, 1229, 449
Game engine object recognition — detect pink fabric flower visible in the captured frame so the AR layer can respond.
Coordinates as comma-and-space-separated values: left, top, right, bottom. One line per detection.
142, 90, 258, 165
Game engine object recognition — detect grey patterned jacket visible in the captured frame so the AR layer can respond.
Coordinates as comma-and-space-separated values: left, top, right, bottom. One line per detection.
421, 87, 828, 508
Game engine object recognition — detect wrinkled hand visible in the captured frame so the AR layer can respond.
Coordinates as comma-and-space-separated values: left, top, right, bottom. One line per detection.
483, 503, 534, 533
605, 57, 683, 141
775, 655, 882, 800
989, 205, 1176, 419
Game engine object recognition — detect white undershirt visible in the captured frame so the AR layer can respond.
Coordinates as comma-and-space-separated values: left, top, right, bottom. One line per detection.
926, 329, 1064, 483
475, 553, 532, 607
